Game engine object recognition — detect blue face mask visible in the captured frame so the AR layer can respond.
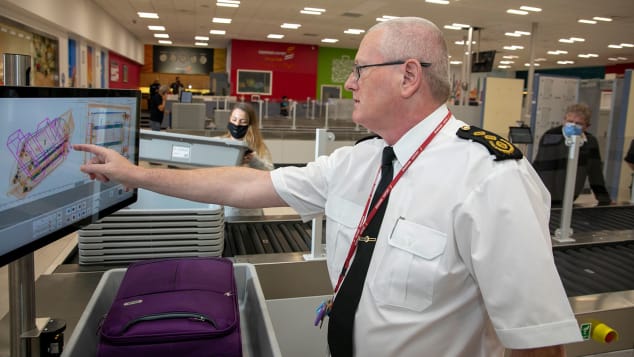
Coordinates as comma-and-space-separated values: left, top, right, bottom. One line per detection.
563, 122, 583, 137
227, 122, 248, 139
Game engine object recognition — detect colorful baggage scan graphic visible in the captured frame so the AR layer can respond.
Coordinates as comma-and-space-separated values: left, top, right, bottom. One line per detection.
85, 103, 134, 159
7, 110, 75, 199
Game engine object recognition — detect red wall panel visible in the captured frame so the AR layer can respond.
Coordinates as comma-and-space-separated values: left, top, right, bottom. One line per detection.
230, 39, 318, 102
108, 52, 141, 89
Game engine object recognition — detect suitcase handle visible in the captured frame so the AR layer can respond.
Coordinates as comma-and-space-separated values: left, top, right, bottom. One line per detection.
122, 312, 217, 333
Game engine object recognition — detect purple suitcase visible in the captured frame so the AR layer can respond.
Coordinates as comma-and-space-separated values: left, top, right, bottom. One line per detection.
97, 257, 242, 357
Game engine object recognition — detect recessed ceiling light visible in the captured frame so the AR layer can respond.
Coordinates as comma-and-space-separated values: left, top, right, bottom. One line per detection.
281, 23, 301, 29
376, 15, 399, 22
500, 60, 515, 64
425, 0, 450, 4
267, 34, 284, 39
557, 60, 575, 65
344, 29, 365, 35
195, 42, 208, 46
213, 17, 232, 24
524, 63, 541, 67
450, 61, 463, 65
547, 50, 568, 55
444, 25, 462, 30
305, 7, 325, 12
321, 38, 339, 43
507, 9, 528, 15
519, 6, 541, 12
578, 19, 597, 24
505, 32, 522, 37
301, 7, 325, 15
209, 30, 226, 35
153, 33, 169, 38
452, 23, 470, 28
195, 36, 209, 41
621, 43, 634, 47
138, 12, 159, 19
148, 25, 166, 31
503, 55, 519, 59
158, 40, 172, 44
498, 65, 511, 69
217, 0, 240, 7
593, 16, 612, 22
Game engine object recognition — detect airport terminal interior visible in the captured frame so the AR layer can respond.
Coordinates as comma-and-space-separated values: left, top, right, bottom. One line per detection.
1, 0, 634, 356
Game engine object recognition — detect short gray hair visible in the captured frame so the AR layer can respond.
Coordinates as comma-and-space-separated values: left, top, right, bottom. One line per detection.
369, 17, 450, 103
158, 85, 169, 95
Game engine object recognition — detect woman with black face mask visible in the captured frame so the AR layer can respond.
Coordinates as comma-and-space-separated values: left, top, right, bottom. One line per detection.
221, 102, 274, 217
222, 102, 273, 170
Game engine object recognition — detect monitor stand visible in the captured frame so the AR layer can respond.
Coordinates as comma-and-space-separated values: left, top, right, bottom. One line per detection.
9, 253, 36, 357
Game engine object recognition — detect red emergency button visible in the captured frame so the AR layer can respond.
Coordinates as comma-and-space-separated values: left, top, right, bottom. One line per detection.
591, 322, 618, 344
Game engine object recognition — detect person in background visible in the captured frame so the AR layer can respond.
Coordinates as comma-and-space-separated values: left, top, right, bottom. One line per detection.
220, 102, 274, 216
74, 17, 581, 356
148, 79, 160, 108
170, 76, 184, 95
149, 85, 168, 131
625, 139, 634, 171
280, 95, 289, 117
533, 103, 614, 206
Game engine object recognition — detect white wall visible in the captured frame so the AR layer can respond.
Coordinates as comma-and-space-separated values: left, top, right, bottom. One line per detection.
0, 0, 143, 64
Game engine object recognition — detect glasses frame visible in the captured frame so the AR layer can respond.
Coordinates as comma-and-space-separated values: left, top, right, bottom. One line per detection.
352, 60, 432, 80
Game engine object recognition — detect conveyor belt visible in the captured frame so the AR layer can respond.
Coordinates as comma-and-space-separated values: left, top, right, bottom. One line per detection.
549, 205, 634, 233
224, 221, 312, 256
554, 241, 634, 297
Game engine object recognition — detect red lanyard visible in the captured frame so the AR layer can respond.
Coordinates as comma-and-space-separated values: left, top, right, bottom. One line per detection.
333, 110, 452, 294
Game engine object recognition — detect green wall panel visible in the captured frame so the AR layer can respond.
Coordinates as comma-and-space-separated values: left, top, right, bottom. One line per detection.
316, 47, 357, 100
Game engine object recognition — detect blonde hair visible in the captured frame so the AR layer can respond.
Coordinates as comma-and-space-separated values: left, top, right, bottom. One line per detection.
223, 102, 272, 162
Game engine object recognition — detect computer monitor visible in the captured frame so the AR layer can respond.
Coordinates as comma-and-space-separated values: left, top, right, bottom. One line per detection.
0, 86, 141, 267
179, 91, 193, 103
508, 126, 534, 144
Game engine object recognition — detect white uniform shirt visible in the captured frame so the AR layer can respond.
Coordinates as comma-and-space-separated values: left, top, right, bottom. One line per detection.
271, 105, 582, 356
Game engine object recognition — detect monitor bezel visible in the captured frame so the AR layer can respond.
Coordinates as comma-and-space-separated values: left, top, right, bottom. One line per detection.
0, 86, 141, 267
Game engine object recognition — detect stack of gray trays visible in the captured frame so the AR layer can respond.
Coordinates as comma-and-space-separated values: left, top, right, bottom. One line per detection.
78, 189, 223, 265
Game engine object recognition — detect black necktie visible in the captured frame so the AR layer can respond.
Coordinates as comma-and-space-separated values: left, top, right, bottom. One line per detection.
328, 146, 396, 357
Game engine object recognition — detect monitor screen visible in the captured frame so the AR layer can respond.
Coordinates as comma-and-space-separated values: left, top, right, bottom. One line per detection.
179, 91, 193, 103
0, 86, 140, 267
471, 50, 496, 73
509, 126, 534, 144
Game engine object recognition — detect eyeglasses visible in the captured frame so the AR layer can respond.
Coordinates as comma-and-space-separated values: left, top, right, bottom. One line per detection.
351, 60, 432, 81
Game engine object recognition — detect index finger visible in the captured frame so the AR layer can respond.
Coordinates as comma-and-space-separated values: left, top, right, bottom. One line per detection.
73, 143, 107, 155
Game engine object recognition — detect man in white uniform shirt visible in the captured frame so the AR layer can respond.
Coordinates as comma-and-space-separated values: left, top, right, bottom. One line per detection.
75, 17, 581, 357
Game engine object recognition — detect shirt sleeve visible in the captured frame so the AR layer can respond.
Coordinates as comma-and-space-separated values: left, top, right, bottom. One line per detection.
454, 161, 582, 348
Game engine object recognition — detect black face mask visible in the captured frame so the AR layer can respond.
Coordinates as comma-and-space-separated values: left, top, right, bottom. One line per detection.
227, 122, 248, 139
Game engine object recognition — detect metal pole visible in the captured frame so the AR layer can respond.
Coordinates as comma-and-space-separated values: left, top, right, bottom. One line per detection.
264, 98, 269, 119
311, 100, 316, 119
4, 53, 36, 357
463, 27, 474, 106
522, 22, 538, 124
554, 133, 582, 243
291, 101, 297, 130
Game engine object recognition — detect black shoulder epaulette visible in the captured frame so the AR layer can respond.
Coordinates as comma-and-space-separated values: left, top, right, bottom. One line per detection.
355, 134, 381, 145
456, 125, 522, 161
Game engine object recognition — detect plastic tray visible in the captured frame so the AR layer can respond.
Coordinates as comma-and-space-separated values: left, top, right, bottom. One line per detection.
62, 263, 282, 357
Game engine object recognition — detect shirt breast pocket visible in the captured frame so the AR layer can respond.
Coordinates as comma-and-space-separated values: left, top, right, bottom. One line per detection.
325, 196, 363, 282
369, 218, 447, 311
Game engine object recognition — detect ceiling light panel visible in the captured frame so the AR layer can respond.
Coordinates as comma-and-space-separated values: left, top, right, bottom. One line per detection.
148, 25, 166, 31
195, 36, 209, 41
138, 12, 159, 19
209, 30, 226, 35
281, 23, 301, 29
213, 17, 232, 24
507, 9, 528, 15
267, 34, 284, 39
195, 42, 208, 46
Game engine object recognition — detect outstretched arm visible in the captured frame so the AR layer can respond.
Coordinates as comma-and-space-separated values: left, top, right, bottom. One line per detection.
510, 345, 566, 357
73, 144, 287, 208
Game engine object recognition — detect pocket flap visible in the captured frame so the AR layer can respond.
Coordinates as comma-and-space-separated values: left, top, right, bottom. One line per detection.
389, 219, 447, 259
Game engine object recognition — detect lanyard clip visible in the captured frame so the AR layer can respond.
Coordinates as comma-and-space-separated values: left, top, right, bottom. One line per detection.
358, 236, 377, 243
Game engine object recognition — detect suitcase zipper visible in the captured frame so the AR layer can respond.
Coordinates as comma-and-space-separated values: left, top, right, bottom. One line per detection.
122, 312, 217, 333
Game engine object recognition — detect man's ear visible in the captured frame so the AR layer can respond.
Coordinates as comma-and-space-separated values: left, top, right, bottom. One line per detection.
401, 60, 422, 98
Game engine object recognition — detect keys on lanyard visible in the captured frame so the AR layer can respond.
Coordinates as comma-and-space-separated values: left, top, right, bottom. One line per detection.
314, 299, 333, 328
